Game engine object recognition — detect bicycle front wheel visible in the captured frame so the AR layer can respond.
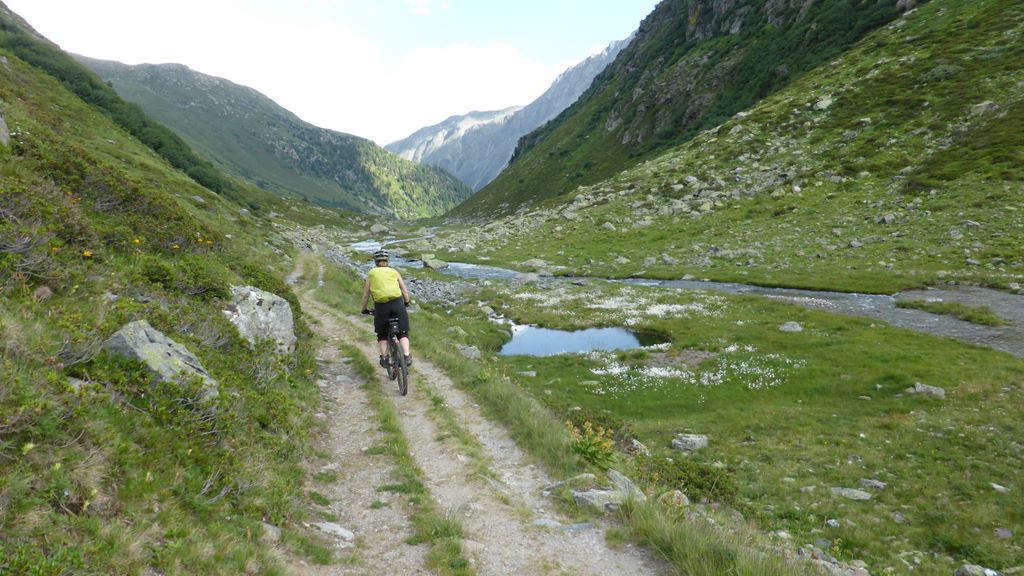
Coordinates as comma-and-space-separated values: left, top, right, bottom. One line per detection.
395, 354, 407, 393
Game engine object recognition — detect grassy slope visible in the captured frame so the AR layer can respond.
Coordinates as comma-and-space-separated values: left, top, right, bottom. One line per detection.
437, 0, 1024, 294
0, 37, 352, 574
451, 0, 908, 218
78, 58, 473, 220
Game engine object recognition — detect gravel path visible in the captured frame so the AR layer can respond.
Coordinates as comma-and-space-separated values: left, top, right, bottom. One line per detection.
288, 256, 663, 575
287, 261, 430, 576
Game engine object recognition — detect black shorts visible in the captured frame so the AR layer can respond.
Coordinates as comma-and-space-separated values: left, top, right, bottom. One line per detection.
374, 298, 409, 340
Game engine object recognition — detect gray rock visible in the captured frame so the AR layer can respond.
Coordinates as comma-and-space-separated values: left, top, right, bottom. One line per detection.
831, 487, 872, 501
0, 111, 9, 147
517, 371, 537, 378
826, 518, 842, 528
102, 320, 218, 401
607, 470, 646, 502
260, 522, 282, 543
991, 483, 1010, 493
369, 223, 388, 234
572, 489, 625, 512
562, 522, 596, 532
970, 101, 1000, 116
658, 490, 690, 507
859, 478, 888, 490
601, 222, 617, 232
624, 438, 650, 457
521, 258, 548, 268
456, 345, 481, 360
223, 286, 295, 353
905, 382, 946, 399
312, 522, 355, 547
955, 565, 1003, 576
779, 321, 804, 333
995, 527, 1014, 539
672, 433, 709, 453
423, 258, 449, 270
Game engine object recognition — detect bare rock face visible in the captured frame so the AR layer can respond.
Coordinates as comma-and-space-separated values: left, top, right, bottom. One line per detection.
223, 285, 296, 353
102, 320, 218, 401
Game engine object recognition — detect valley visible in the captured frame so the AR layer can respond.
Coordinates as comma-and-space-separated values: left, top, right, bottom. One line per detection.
2, 0, 1022, 575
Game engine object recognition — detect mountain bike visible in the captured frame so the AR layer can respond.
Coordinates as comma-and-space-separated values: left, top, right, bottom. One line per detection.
362, 310, 409, 396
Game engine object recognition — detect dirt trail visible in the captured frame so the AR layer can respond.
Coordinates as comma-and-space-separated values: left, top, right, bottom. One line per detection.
292, 258, 663, 575
289, 261, 430, 576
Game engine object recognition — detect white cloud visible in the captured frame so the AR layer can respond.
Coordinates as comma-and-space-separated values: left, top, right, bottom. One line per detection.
5, 0, 573, 145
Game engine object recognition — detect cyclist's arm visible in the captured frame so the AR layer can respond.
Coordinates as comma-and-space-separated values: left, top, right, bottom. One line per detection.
360, 276, 371, 311
395, 270, 411, 304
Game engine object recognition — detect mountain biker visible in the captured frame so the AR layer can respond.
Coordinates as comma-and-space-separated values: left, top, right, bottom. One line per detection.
360, 248, 413, 368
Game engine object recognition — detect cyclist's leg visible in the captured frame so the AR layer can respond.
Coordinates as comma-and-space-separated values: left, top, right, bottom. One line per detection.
373, 302, 389, 365
395, 303, 411, 358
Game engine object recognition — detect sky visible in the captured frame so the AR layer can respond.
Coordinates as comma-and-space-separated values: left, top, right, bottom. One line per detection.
5, 0, 660, 145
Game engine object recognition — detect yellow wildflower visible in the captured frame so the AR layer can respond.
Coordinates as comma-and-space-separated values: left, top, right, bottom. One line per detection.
82, 250, 93, 258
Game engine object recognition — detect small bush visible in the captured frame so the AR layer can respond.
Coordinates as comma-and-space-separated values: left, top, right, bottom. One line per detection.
631, 455, 739, 505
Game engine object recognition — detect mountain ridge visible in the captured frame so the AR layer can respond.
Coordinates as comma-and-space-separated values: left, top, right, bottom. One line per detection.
386, 36, 632, 191
77, 56, 472, 219
452, 0, 917, 218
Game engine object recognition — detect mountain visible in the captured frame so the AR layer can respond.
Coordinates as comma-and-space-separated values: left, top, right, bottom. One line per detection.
386, 36, 632, 191
0, 1, 370, 571
432, 0, 1022, 294
77, 56, 472, 219
451, 0, 917, 218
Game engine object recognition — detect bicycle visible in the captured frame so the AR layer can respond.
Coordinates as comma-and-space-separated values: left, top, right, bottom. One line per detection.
362, 310, 409, 396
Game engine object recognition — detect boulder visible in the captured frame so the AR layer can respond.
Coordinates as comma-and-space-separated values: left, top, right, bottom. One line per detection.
779, 321, 804, 333
572, 489, 626, 513
905, 382, 946, 399
222, 286, 296, 353
658, 490, 690, 508
369, 223, 388, 234
672, 433, 709, 453
456, 345, 481, 360
423, 258, 449, 270
607, 470, 646, 502
102, 320, 218, 401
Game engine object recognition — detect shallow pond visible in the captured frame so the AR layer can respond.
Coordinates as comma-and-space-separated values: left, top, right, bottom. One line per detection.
499, 325, 667, 356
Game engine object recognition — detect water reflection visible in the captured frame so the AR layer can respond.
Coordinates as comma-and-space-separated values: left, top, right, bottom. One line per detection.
499, 325, 666, 356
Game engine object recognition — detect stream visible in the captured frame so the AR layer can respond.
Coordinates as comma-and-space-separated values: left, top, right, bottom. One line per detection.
351, 240, 1024, 357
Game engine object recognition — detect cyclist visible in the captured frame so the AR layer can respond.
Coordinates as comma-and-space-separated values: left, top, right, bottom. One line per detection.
360, 248, 413, 368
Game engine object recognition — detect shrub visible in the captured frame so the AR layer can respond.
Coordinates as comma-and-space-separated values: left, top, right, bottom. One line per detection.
631, 455, 739, 505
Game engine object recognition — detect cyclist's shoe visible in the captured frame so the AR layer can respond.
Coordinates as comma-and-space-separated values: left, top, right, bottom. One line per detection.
404, 354, 413, 367
379, 356, 389, 368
